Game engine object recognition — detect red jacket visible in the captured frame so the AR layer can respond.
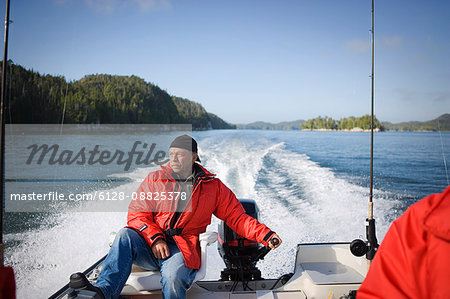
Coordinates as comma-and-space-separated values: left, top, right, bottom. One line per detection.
127, 163, 274, 269
357, 186, 450, 299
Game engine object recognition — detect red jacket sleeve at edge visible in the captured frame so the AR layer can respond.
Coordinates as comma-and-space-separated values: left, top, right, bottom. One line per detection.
357, 197, 429, 299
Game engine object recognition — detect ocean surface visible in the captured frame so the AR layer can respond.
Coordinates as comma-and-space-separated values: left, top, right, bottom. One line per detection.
4, 129, 450, 298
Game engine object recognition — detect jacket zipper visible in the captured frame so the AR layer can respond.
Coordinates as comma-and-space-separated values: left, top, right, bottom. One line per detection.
169, 176, 214, 230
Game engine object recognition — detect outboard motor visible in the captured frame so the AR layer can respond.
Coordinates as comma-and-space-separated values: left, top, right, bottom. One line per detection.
218, 199, 271, 281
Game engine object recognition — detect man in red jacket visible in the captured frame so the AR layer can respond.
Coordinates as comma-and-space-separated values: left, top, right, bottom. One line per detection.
70, 135, 281, 299
357, 186, 450, 299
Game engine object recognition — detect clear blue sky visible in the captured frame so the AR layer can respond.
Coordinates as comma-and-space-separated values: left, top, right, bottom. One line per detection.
1, 0, 449, 124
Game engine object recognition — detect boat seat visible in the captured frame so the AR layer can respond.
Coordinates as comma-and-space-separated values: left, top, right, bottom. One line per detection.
122, 231, 218, 292
299, 262, 365, 285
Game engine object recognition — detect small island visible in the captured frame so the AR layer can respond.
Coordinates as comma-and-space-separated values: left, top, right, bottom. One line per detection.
301, 114, 450, 132
301, 115, 384, 131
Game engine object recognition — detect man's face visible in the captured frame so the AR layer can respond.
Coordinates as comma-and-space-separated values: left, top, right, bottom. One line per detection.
169, 147, 197, 176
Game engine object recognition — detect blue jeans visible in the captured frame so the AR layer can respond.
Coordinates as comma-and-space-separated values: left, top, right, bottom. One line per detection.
95, 228, 197, 299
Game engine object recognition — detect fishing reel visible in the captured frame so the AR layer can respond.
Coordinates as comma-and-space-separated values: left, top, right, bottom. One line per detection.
350, 218, 379, 260
350, 239, 370, 257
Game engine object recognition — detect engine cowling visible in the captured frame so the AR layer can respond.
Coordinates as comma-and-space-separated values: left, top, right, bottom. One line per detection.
217, 199, 265, 281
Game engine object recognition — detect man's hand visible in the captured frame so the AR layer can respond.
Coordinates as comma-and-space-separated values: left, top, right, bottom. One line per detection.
152, 239, 170, 259
268, 234, 282, 249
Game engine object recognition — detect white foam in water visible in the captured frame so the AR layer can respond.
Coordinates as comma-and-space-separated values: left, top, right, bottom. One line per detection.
6, 136, 401, 297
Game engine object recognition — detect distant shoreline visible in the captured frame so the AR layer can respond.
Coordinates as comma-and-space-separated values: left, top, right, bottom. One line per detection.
237, 128, 448, 132
238, 114, 450, 132
302, 128, 381, 132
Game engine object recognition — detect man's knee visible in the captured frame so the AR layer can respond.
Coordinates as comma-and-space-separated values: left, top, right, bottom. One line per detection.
116, 227, 134, 238
113, 228, 139, 247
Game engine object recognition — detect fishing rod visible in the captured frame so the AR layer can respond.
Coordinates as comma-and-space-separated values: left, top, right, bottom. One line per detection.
350, 0, 379, 262
366, 0, 378, 261
0, 0, 11, 266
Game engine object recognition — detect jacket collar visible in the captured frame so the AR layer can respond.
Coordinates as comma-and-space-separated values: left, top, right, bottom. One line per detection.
160, 163, 215, 181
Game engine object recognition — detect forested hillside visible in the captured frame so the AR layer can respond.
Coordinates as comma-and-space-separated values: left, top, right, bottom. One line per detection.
237, 120, 304, 130
383, 114, 450, 131
3, 62, 235, 130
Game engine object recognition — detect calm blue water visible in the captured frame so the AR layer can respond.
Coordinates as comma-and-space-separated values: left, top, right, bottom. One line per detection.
4, 129, 449, 298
